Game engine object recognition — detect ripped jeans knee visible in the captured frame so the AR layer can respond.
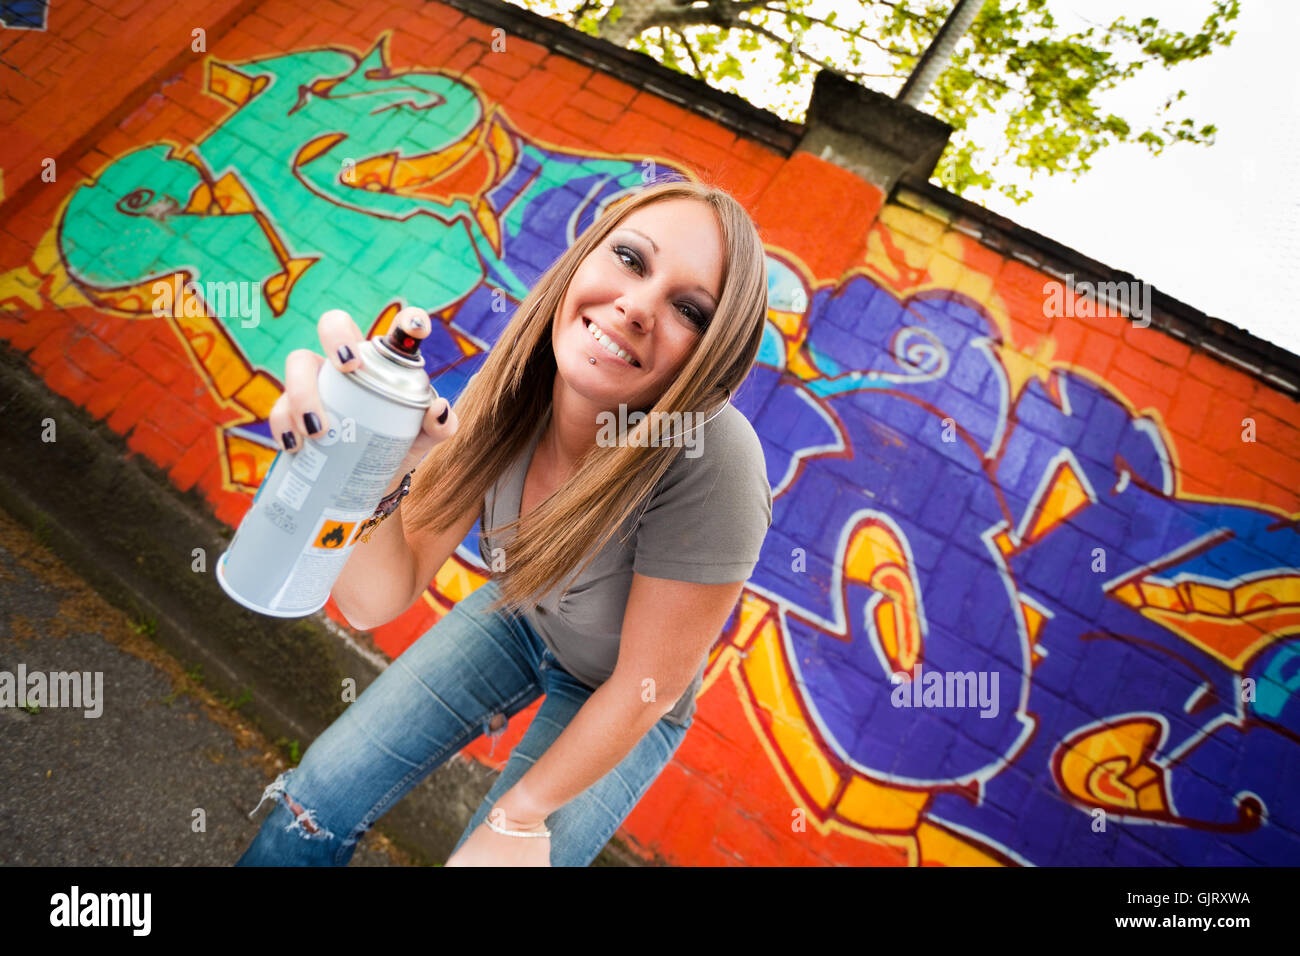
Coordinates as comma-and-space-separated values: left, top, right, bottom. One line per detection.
484, 710, 507, 758
249, 768, 337, 842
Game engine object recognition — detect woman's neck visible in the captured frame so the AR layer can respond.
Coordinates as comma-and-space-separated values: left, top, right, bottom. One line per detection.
543, 379, 603, 475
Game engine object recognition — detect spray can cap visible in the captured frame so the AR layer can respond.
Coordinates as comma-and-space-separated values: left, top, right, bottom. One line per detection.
346, 317, 436, 410
383, 320, 423, 360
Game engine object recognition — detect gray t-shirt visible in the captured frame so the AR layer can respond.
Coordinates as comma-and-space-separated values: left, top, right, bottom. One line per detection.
478, 401, 772, 726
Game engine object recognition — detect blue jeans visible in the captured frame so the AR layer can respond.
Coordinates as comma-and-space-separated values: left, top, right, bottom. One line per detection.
235, 578, 691, 866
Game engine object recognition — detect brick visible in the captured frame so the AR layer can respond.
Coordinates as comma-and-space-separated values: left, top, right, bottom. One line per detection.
0, 314, 59, 353
143, 398, 213, 448
551, 105, 610, 143
1123, 321, 1191, 368
662, 133, 740, 180
1220, 464, 1269, 504
473, 49, 533, 80
313, 0, 353, 28
1249, 382, 1300, 422
239, 13, 282, 45
997, 258, 1061, 328
411, 27, 474, 68
505, 73, 582, 121
1200, 394, 1255, 453
344, 1, 395, 38
1076, 329, 1118, 374
83, 364, 145, 421
539, 54, 592, 86
168, 431, 219, 493
1168, 439, 1225, 493
125, 421, 184, 470
1109, 346, 1180, 396
28, 325, 74, 370
568, 87, 625, 123
1236, 440, 1298, 488
712, 159, 774, 208
401, 7, 463, 45
712, 807, 798, 867
443, 39, 488, 75
1165, 375, 1214, 442
257, 0, 301, 28
106, 378, 169, 433
42, 360, 99, 408
495, 32, 547, 64
271, 15, 317, 49
412, 3, 466, 32
602, 109, 672, 154
89, 320, 147, 357
463, 64, 517, 102
583, 70, 639, 107
629, 89, 693, 129
214, 494, 252, 531
1104, 368, 1166, 421
66, 331, 122, 381
1186, 350, 1255, 401
625, 762, 727, 856
679, 110, 736, 151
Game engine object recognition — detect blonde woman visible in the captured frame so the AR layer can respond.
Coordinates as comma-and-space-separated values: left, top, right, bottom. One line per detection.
236, 179, 772, 867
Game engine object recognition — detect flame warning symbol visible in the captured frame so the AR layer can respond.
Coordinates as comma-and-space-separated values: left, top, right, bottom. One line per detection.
312, 518, 358, 551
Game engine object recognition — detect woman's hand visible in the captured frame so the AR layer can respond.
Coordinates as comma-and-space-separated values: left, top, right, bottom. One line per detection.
268, 306, 459, 458
444, 810, 552, 867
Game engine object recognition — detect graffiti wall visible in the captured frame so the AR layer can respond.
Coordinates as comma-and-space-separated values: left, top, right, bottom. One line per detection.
2, 0, 1298, 866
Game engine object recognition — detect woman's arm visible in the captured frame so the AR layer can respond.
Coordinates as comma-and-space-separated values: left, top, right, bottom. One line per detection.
331, 450, 479, 631
491, 572, 745, 825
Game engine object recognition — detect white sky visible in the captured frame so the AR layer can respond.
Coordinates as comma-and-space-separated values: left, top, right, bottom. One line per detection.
518, 1, 1299, 355
963, 1, 1300, 358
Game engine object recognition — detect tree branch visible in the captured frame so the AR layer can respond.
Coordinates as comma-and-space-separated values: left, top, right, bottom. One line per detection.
740, 16, 896, 78
754, 2, 913, 58
670, 24, 706, 79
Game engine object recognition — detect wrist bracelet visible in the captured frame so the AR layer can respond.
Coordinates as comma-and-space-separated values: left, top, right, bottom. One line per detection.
355, 469, 415, 544
485, 816, 551, 839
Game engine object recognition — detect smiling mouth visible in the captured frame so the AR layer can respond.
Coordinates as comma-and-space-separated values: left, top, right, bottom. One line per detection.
583, 317, 642, 367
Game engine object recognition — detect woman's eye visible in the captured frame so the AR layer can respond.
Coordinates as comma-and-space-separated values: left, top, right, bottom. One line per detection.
612, 243, 707, 328
612, 245, 642, 273
678, 303, 706, 327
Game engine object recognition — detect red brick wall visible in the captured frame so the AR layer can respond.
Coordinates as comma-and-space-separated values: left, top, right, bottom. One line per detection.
2, 0, 1298, 866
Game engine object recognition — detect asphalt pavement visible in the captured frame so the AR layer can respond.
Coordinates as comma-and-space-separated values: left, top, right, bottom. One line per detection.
0, 504, 410, 867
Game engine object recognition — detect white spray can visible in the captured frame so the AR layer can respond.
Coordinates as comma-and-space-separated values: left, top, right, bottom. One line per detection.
216, 323, 436, 617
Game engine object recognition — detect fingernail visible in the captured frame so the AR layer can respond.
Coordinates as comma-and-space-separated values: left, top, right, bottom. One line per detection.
337, 345, 354, 364
281, 431, 297, 450
436, 401, 449, 425
304, 412, 322, 434
408, 315, 425, 330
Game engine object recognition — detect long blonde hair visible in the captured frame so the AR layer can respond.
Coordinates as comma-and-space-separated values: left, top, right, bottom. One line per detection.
403, 178, 768, 613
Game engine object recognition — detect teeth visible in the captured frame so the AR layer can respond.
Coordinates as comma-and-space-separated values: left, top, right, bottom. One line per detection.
586, 320, 638, 366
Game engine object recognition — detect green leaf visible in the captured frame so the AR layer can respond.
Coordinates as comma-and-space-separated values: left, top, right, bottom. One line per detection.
519, 0, 1234, 200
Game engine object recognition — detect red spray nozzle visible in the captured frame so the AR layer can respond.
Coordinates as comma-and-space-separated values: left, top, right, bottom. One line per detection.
384, 322, 423, 359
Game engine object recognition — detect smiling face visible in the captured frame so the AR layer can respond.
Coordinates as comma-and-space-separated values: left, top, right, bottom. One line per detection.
552, 197, 726, 414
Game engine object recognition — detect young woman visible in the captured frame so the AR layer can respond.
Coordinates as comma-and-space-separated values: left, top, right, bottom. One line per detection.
236, 178, 772, 867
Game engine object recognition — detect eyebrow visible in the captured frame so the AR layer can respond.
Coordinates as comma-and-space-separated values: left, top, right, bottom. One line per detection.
620, 227, 719, 306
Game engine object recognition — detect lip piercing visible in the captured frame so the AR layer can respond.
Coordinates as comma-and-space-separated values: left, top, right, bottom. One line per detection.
588, 356, 596, 364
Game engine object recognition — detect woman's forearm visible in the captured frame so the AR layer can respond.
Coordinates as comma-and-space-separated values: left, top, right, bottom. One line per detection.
330, 450, 424, 631
493, 673, 673, 825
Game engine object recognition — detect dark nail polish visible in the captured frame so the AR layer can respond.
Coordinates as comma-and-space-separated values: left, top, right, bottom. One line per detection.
436, 402, 449, 425
337, 345, 354, 364
304, 412, 322, 434
281, 431, 297, 450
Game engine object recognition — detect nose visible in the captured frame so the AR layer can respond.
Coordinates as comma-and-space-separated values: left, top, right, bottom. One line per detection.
615, 285, 654, 334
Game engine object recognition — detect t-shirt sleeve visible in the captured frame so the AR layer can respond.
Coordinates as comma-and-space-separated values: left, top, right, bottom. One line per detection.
633, 408, 772, 584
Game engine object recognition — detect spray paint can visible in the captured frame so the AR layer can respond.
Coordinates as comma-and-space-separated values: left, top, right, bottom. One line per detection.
216, 323, 436, 617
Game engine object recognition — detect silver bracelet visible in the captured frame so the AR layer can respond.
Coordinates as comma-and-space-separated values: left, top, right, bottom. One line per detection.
485, 816, 551, 839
